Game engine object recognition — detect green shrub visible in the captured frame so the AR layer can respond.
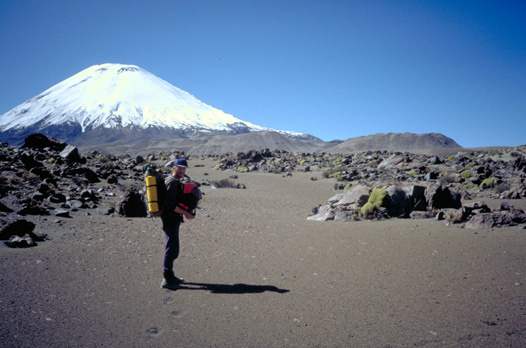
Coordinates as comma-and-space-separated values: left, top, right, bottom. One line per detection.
214, 163, 223, 170
407, 170, 417, 176
322, 168, 340, 179
447, 156, 456, 162
360, 202, 375, 216
480, 178, 496, 189
237, 166, 248, 173
344, 183, 353, 191
460, 170, 473, 180
368, 188, 387, 207
360, 188, 387, 216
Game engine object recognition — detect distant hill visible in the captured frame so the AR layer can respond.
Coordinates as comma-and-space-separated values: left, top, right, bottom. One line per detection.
322, 132, 461, 154
82, 131, 462, 156
82, 131, 329, 156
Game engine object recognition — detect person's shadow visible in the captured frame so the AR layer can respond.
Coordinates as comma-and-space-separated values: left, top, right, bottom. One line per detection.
174, 282, 289, 294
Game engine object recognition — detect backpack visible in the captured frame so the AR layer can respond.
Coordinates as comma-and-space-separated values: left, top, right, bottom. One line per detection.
143, 163, 166, 217
177, 182, 202, 217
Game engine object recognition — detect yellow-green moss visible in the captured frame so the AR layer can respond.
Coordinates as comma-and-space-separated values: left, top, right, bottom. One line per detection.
480, 178, 496, 189
360, 202, 375, 215
368, 188, 387, 207
460, 170, 473, 180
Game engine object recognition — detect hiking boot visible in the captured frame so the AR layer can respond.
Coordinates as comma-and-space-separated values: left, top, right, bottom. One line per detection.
161, 272, 185, 290
160, 279, 180, 290
172, 275, 185, 284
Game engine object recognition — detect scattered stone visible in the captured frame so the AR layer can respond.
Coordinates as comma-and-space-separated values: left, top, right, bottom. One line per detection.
59, 144, 82, 163
49, 193, 67, 204
0, 200, 14, 213
98, 207, 115, 216
55, 209, 71, 218
17, 205, 50, 216
410, 211, 435, 219
0, 219, 46, 246
107, 174, 118, 184
5, 235, 37, 248
67, 200, 85, 209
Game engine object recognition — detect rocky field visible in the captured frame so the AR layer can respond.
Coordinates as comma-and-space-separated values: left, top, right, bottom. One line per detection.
1, 134, 526, 347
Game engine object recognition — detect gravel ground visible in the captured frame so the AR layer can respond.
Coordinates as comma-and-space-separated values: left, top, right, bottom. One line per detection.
1, 159, 526, 347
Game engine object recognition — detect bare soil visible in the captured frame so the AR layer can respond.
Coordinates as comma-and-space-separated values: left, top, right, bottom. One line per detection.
1, 159, 526, 347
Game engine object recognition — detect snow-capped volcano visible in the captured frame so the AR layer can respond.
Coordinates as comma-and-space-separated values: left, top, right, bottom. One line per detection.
0, 63, 309, 145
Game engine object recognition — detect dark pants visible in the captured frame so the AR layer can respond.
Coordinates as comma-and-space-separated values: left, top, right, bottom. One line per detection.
161, 216, 181, 274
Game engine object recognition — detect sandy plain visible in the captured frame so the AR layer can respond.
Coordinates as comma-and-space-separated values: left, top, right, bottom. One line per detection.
1, 158, 526, 347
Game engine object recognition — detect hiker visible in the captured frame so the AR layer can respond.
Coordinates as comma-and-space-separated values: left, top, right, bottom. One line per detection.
160, 158, 192, 290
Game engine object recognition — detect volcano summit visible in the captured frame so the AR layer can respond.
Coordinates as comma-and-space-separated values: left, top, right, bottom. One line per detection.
0, 63, 308, 146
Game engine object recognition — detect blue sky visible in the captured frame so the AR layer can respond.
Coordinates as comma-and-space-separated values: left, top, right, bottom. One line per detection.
1, 0, 525, 147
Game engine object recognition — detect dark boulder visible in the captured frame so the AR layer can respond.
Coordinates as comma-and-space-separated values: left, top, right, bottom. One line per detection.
30, 166, 53, 179
5, 235, 37, 248
17, 205, 50, 216
426, 184, 462, 210
0, 219, 46, 242
21, 152, 43, 170
0, 200, 14, 213
0, 219, 36, 239
386, 185, 408, 218
117, 188, 147, 217
107, 174, 119, 184
512, 156, 526, 173
23, 134, 67, 151
65, 167, 100, 183
406, 185, 427, 212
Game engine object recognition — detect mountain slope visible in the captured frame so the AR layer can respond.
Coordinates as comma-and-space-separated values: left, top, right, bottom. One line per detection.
0, 63, 308, 145
85, 130, 330, 156
323, 132, 461, 154
79, 131, 462, 156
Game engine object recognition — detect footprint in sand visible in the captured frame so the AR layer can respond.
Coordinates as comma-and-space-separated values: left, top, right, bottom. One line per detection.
169, 310, 184, 319
145, 327, 163, 339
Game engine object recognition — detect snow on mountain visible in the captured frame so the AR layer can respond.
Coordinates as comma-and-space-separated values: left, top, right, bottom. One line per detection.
0, 63, 307, 142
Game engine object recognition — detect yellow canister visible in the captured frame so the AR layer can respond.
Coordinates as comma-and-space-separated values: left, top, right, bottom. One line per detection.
145, 175, 160, 213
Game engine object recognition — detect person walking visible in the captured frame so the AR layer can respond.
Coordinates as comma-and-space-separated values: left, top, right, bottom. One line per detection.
160, 158, 193, 290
